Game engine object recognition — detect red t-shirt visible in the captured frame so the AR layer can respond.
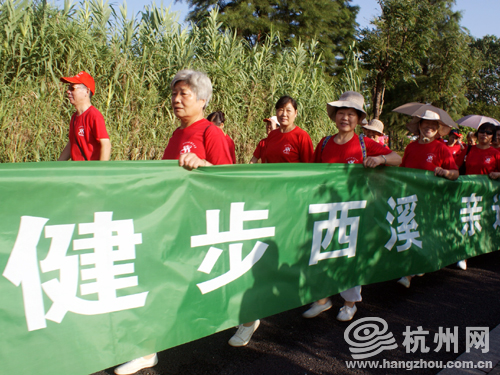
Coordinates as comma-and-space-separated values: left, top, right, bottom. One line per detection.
455, 146, 500, 175
314, 134, 392, 164
401, 140, 458, 171
162, 118, 233, 165
253, 138, 267, 160
226, 134, 237, 164
263, 127, 314, 163
446, 143, 462, 156
69, 106, 109, 161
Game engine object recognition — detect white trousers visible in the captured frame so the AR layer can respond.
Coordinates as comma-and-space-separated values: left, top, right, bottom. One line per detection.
340, 285, 362, 303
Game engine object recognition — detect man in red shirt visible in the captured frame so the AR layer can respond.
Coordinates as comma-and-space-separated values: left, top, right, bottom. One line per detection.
58, 72, 111, 161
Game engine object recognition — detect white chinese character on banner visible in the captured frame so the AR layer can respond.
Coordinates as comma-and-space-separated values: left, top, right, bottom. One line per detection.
434, 327, 459, 353
308, 201, 367, 266
384, 195, 422, 252
460, 193, 483, 236
2, 212, 147, 332
492, 195, 500, 229
191, 202, 275, 294
466, 327, 489, 353
402, 326, 430, 353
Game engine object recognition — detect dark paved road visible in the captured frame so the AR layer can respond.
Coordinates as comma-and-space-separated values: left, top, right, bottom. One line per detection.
93, 251, 500, 375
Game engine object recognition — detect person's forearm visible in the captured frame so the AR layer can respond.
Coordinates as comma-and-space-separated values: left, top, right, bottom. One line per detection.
384, 151, 402, 166
99, 139, 111, 161
58, 142, 71, 161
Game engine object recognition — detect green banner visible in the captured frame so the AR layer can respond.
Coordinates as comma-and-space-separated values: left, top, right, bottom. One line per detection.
0, 161, 499, 375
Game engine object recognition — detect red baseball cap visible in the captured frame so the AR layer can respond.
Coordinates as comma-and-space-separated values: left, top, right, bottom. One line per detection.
60, 71, 95, 94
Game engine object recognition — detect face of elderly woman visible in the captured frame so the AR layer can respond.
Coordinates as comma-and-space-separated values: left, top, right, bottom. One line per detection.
419, 120, 439, 140
171, 81, 206, 124
335, 108, 359, 133
276, 102, 297, 128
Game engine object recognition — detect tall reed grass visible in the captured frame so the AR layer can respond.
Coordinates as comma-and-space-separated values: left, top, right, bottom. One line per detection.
1, 0, 344, 163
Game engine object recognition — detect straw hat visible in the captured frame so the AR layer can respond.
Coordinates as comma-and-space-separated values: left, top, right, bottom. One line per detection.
406, 110, 452, 137
327, 91, 366, 123
362, 119, 384, 135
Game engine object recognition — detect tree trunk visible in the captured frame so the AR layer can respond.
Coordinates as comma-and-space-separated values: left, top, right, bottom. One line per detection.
372, 73, 385, 120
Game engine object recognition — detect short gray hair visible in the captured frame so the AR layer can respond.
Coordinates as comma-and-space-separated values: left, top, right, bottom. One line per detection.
170, 70, 212, 109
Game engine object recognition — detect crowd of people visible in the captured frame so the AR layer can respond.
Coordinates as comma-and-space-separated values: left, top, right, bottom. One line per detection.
57, 69, 500, 375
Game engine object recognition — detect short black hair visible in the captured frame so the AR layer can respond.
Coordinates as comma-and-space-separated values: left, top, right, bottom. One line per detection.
476, 122, 497, 142
275, 96, 297, 111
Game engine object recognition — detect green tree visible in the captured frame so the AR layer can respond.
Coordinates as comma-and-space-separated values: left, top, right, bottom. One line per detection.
465, 35, 500, 119
180, 0, 359, 73
358, 0, 438, 120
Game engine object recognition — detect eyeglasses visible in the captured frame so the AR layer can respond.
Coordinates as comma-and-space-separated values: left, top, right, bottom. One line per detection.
478, 129, 494, 135
67, 85, 85, 92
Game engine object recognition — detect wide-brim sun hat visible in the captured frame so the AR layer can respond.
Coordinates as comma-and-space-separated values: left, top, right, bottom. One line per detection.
362, 119, 384, 135
406, 110, 452, 137
327, 91, 367, 123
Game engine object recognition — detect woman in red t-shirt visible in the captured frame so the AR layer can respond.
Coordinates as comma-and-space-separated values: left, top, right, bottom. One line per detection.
250, 116, 280, 163
454, 122, 500, 270
115, 70, 232, 375
397, 110, 459, 289
228, 96, 313, 348
446, 129, 464, 157
303, 91, 402, 323
261, 96, 314, 163
207, 111, 237, 164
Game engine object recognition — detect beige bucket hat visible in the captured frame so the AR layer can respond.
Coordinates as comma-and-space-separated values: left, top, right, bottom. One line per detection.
327, 91, 367, 123
406, 109, 452, 137
362, 119, 384, 135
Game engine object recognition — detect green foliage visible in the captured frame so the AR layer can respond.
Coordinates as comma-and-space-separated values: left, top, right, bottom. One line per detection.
182, 0, 359, 74
0, 0, 339, 163
360, 0, 471, 142
466, 35, 500, 119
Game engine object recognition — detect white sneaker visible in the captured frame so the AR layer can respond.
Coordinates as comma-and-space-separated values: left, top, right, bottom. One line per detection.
397, 276, 411, 288
114, 353, 158, 375
228, 320, 260, 347
457, 260, 467, 270
302, 299, 332, 318
336, 305, 357, 321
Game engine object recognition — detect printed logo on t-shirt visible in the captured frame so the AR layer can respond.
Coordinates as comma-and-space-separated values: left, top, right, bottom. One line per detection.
77, 126, 85, 137
180, 142, 196, 154
346, 157, 358, 164
485, 156, 492, 164
283, 144, 293, 155
426, 154, 436, 163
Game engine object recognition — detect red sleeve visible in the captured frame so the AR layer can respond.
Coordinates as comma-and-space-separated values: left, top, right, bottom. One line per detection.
90, 108, 109, 140
364, 136, 392, 156
204, 126, 233, 165
253, 139, 265, 159
455, 146, 467, 168
440, 146, 458, 170
400, 142, 414, 168
226, 135, 236, 164
313, 137, 327, 163
299, 132, 314, 163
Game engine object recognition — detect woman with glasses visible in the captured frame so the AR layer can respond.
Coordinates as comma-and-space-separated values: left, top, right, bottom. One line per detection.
455, 122, 500, 270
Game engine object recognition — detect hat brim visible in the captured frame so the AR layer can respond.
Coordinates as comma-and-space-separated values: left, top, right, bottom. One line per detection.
406, 117, 452, 137
362, 124, 384, 135
60, 76, 82, 84
327, 101, 367, 124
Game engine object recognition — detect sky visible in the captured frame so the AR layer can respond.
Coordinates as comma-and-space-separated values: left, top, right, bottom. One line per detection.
52, 0, 499, 38
114, 0, 499, 39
